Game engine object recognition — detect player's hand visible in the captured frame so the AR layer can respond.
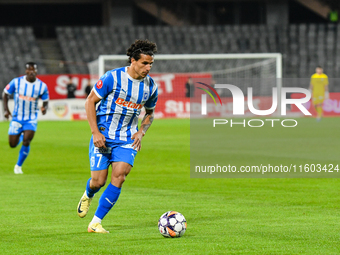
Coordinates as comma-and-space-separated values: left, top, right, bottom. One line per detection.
93, 132, 106, 148
4, 110, 11, 120
41, 106, 47, 115
132, 131, 144, 151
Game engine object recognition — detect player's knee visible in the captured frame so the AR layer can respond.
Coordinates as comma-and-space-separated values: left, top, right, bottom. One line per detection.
9, 142, 17, 148
115, 174, 126, 185
22, 140, 31, 146
91, 177, 106, 188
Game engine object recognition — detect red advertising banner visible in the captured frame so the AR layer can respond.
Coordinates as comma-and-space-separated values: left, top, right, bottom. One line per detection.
150, 73, 211, 98
33, 73, 211, 120
152, 98, 191, 118
32, 74, 291, 119
37, 74, 91, 99
291, 92, 340, 116
38, 73, 212, 100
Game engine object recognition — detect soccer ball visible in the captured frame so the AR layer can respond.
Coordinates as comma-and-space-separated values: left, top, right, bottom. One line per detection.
158, 211, 187, 238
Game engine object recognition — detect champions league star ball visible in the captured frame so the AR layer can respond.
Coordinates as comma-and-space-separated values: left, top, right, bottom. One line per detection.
158, 211, 187, 238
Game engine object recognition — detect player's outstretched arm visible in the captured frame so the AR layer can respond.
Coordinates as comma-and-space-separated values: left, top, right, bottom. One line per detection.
132, 109, 154, 151
2, 90, 11, 120
85, 90, 106, 148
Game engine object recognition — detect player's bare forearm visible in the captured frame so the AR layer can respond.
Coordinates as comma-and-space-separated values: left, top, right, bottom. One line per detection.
85, 90, 106, 148
2, 91, 9, 111
140, 109, 155, 135
85, 92, 100, 135
2, 91, 11, 119
41, 101, 49, 115
43, 101, 48, 109
131, 109, 154, 151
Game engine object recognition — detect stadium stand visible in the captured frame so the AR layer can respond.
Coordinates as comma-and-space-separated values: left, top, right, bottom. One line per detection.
0, 27, 47, 89
1, 23, 340, 92
56, 24, 340, 78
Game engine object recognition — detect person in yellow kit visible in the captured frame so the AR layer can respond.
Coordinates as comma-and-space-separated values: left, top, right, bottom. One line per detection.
309, 66, 329, 121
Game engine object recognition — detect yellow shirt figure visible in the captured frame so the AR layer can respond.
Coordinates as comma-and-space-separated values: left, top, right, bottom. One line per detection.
310, 68, 329, 105
310, 73, 328, 102
309, 66, 329, 121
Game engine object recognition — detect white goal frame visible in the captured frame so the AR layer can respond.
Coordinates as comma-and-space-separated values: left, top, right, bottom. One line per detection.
96, 53, 283, 114
97, 53, 282, 78
93, 53, 282, 114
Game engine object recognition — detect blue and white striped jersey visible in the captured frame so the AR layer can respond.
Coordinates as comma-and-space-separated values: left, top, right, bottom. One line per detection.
93, 66, 158, 143
4, 76, 49, 122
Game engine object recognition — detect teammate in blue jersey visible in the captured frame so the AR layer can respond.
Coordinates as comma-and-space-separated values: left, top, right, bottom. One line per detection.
77, 39, 158, 233
2, 62, 49, 174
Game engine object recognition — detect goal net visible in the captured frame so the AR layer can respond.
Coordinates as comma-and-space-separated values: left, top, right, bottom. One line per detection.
88, 53, 282, 117
89, 53, 281, 77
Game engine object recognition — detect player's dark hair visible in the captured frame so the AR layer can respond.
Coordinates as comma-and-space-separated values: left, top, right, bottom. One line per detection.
25, 62, 37, 69
126, 39, 157, 63
316, 66, 322, 69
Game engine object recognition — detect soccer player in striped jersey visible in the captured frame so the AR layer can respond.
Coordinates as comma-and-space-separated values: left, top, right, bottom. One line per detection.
2, 62, 49, 174
77, 39, 158, 233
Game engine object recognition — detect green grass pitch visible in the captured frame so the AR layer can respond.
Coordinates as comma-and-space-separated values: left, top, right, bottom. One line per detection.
0, 118, 339, 254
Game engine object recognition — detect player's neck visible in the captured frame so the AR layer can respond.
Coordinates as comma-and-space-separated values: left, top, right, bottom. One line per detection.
127, 67, 143, 80
25, 76, 36, 83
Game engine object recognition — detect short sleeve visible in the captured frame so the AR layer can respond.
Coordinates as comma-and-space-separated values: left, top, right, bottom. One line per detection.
40, 83, 49, 101
3, 79, 16, 95
144, 86, 158, 110
93, 71, 113, 99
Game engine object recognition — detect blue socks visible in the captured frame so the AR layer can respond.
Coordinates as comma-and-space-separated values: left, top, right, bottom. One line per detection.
16, 145, 30, 167
94, 183, 121, 220
86, 178, 100, 198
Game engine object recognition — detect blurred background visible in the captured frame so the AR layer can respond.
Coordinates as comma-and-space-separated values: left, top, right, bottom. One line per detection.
0, 0, 339, 104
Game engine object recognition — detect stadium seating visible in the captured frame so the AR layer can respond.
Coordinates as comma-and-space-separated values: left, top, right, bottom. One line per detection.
56, 24, 340, 79
1, 24, 340, 93
0, 27, 46, 91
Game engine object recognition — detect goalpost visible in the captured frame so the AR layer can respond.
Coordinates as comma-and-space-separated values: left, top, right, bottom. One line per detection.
88, 53, 283, 117
89, 53, 282, 79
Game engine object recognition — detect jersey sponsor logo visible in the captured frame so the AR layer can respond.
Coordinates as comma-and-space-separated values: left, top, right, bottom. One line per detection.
5, 84, 10, 90
19, 95, 36, 102
115, 97, 143, 109
96, 80, 103, 89
94, 147, 112, 154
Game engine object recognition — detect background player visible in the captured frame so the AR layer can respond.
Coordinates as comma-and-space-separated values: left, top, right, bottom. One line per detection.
2, 62, 49, 174
77, 39, 158, 233
309, 66, 329, 121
